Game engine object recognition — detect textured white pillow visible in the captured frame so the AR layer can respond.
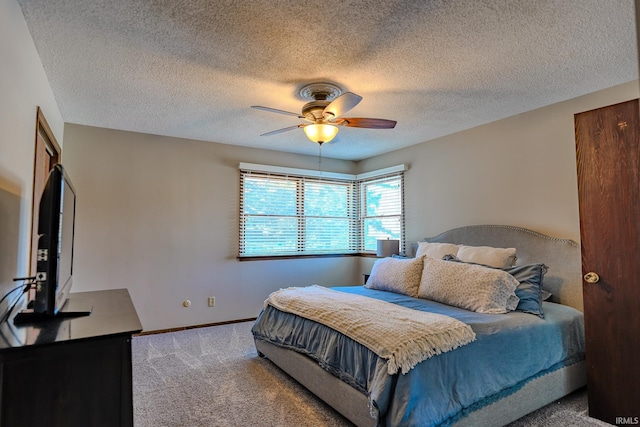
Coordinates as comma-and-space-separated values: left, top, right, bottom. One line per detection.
416, 242, 461, 259
456, 245, 517, 268
418, 257, 520, 314
365, 256, 425, 297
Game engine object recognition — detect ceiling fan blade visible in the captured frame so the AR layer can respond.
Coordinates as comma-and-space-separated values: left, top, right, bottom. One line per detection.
335, 118, 397, 129
260, 124, 304, 137
323, 92, 362, 119
252, 105, 304, 118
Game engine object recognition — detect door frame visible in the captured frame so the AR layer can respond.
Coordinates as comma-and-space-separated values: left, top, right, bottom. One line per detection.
29, 106, 61, 275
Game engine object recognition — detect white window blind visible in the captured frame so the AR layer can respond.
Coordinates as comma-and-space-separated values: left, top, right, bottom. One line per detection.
239, 164, 405, 258
239, 171, 357, 257
360, 173, 405, 253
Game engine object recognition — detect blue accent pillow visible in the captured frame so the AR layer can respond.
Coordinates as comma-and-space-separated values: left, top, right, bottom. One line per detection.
442, 255, 547, 317
504, 264, 548, 318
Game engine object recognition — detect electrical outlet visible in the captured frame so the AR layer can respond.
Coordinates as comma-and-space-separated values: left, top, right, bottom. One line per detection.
208, 297, 215, 307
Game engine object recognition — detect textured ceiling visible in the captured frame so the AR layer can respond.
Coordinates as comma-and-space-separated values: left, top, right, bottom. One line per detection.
17, 0, 638, 161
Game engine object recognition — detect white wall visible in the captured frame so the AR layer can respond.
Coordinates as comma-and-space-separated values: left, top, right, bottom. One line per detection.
62, 125, 361, 331
0, 0, 63, 311
358, 80, 639, 272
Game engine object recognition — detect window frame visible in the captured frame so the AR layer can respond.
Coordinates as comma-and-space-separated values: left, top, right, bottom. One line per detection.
238, 163, 406, 260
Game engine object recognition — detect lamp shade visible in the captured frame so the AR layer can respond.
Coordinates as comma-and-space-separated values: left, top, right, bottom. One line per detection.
303, 124, 339, 144
376, 239, 400, 257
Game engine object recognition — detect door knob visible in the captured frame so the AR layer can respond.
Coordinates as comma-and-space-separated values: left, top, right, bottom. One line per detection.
584, 272, 600, 283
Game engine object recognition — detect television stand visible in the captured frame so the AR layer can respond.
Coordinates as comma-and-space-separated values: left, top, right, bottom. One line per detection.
0, 289, 142, 427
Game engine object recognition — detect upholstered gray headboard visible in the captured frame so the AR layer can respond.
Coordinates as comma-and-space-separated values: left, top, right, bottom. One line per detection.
421, 225, 583, 312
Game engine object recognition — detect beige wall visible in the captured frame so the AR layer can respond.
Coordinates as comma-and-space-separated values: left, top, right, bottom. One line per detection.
0, 0, 63, 309
2, 0, 639, 333
64, 81, 639, 331
358, 80, 639, 273
62, 125, 361, 331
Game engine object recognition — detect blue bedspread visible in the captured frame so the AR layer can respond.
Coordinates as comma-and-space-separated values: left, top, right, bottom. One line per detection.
252, 286, 585, 427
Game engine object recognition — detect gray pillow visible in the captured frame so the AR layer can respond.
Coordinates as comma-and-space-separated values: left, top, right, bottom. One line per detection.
442, 255, 548, 317
418, 257, 519, 314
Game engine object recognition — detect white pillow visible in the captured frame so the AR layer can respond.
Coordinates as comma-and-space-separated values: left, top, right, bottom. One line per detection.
416, 242, 460, 259
365, 256, 424, 297
418, 257, 520, 314
456, 245, 517, 268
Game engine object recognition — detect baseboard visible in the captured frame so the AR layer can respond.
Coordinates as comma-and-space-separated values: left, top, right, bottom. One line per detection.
134, 317, 256, 336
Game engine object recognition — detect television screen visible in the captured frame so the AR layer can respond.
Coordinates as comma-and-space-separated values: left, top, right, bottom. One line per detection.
34, 164, 76, 315
13, 164, 89, 324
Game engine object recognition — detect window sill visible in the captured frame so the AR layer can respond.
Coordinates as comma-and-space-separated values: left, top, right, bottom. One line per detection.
237, 253, 375, 261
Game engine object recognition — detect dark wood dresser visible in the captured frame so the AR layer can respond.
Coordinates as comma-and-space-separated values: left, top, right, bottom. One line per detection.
0, 289, 142, 427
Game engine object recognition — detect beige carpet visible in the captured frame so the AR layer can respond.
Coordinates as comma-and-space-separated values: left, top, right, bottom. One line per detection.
132, 321, 611, 427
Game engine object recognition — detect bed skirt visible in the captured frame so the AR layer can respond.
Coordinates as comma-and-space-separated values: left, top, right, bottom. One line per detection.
255, 339, 586, 427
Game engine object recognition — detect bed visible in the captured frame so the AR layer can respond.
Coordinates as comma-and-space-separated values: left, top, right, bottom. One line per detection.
252, 225, 586, 427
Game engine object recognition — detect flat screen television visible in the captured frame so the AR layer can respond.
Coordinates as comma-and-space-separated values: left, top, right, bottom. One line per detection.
14, 164, 89, 324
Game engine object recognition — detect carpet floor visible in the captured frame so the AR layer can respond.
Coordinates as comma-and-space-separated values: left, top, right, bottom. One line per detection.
132, 321, 612, 427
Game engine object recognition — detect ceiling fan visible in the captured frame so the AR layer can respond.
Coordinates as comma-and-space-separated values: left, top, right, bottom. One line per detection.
251, 83, 397, 145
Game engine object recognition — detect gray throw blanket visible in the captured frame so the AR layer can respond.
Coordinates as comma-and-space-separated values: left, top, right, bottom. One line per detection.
265, 285, 476, 374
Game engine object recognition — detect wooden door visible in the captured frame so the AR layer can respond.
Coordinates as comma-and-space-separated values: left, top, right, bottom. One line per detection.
575, 98, 640, 424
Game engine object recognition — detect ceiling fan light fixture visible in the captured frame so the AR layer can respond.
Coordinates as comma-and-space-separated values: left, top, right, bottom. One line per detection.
253, 84, 395, 143
304, 124, 339, 144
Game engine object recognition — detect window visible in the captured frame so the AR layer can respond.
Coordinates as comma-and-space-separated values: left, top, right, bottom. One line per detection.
360, 175, 404, 253
239, 171, 357, 257
239, 163, 404, 258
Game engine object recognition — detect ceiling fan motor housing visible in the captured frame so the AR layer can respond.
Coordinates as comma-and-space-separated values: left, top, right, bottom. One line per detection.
302, 100, 331, 121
